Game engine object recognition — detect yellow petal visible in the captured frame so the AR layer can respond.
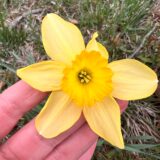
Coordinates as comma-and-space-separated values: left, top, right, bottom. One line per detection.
42, 13, 85, 64
17, 61, 65, 92
109, 59, 158, 100
86, 32, 109, 59
83, 96, 124, 149
35, 91, 82, 138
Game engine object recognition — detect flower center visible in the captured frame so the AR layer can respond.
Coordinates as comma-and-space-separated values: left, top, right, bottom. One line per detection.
62, 51, 113, 107
78, 69, 92, 84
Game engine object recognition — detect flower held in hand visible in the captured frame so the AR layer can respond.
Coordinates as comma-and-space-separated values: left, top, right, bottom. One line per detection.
17, 14, 158, 149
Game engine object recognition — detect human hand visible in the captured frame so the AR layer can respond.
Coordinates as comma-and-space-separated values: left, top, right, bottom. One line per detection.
0, 80, 128, 160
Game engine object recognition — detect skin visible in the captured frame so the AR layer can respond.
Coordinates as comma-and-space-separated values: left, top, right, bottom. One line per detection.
0, 80, 128, 160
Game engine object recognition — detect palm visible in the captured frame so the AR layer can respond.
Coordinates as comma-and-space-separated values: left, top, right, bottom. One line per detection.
0, 81, 128, 160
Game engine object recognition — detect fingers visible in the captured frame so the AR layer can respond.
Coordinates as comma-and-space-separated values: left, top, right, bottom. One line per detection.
116, 99, 128, 113
0, 155, 5, 160
79, 141, 97, 160
0, 85, 128, 160
0, 117, 85, 160
0, 80, 48, 139
45, 124, 98, 160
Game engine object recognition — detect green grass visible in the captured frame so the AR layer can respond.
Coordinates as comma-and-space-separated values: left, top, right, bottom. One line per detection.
0, 14, 27, 49
0, 0, 160, 159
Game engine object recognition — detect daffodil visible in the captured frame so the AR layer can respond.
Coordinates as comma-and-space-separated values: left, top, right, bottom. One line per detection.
17, 13, 158, 149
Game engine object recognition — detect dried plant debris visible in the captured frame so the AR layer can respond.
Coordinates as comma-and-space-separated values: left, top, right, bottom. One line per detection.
122, 101, 160, 143
152, 0, 160, 21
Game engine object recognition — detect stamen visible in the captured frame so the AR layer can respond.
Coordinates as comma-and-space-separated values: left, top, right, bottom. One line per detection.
80, 79, 85, 83
78, 69, 92, 84
84, 77, 90, 83
86, 75, 92, 80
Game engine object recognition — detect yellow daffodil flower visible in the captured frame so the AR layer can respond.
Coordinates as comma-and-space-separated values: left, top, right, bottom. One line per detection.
17, 13, 158, 149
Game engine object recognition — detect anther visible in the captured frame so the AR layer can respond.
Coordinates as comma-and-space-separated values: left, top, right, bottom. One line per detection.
80, 79, 85, 83
86, 75, 92, 80
83, 72, 87, 75
79, 74, 83, 78
78, 69, 92, 84
84, 77, 90, 83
